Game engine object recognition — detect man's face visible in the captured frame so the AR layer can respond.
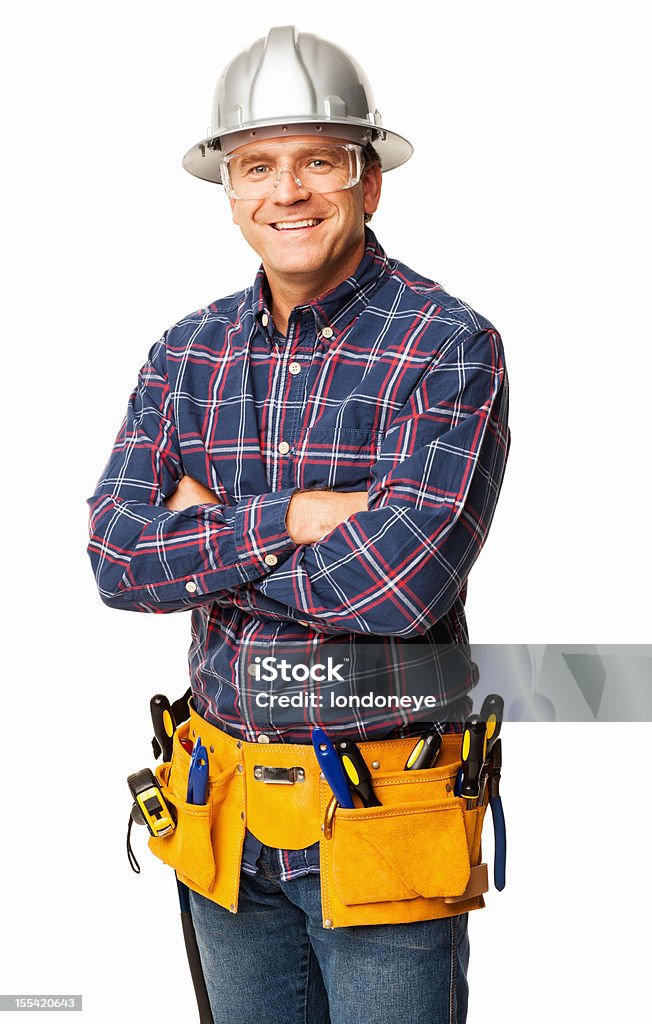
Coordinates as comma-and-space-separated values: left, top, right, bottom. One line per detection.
227, 135, 382, 290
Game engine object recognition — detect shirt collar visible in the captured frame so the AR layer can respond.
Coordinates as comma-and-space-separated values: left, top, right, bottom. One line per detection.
251, 227, 390, 344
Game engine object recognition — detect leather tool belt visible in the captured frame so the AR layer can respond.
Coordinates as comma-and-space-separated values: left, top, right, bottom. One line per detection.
149, 705, 489, 929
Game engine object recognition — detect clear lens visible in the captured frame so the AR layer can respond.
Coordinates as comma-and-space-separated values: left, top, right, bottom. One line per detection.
222, 143, 364, 200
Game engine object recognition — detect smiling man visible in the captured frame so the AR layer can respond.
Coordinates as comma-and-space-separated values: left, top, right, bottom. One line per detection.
88, 25, 510, 1024
225, 136, 381, 332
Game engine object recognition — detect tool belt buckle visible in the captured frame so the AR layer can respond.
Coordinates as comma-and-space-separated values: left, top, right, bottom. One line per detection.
253, 765, 306, 785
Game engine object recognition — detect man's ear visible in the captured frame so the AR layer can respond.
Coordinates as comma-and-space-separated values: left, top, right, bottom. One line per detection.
362, 163, 382, 219
229, 196, 239, 225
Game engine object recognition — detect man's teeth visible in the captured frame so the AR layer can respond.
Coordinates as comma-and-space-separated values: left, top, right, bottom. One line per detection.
273, 219, 320, 230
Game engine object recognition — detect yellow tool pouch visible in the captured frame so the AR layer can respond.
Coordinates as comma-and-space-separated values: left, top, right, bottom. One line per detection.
319, 739, 488, 928
148, 716, 245, 912
148, 707, 489, 929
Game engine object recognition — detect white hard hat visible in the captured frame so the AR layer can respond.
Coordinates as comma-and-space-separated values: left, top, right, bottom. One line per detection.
183, 25, 413, 184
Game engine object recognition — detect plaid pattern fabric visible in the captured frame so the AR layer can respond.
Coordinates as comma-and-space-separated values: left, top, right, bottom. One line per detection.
241, 833, 321, 881
87, 229, 510, 743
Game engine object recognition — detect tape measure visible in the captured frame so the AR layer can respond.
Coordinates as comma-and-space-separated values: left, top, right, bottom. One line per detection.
127, 768, 177, 838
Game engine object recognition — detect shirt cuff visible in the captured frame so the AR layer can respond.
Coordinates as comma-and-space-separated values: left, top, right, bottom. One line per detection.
234, 488, 298, 571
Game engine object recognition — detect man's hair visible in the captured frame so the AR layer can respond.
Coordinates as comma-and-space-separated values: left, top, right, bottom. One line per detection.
362, 143, 382, 225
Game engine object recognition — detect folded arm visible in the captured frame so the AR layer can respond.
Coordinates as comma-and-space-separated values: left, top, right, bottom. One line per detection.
88, 328, 509, 631
244, 328, 510, 636
86, 337, 298, 612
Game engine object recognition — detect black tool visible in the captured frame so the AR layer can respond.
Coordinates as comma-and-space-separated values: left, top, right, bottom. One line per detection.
460, 714, 487, 807
175, 878, 214, 1023
335, 740, 381, 807
404, 728, 442, 771
479, 693, 504, 803
150, 693, 176, 762
150, 687, 192, 760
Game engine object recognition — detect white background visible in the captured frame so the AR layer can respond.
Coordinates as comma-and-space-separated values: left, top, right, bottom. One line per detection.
1, 1, 650, 1020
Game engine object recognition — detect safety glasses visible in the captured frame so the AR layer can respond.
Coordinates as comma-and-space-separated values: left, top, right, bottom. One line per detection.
221, 143, 365, 200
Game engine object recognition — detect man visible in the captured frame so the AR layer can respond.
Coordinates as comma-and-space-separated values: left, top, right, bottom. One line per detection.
88, 25, 510, 1024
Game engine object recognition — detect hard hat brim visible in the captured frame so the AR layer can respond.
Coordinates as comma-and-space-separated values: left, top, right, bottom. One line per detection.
182, 119, 414, 185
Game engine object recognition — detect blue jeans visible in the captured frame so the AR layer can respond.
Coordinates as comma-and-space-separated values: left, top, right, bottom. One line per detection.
189, 846, 470, 1024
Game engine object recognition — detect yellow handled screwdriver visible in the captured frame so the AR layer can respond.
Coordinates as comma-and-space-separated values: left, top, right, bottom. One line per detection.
404, 728, 442, 771
335, 740, 381, 807
460, 714, 487, 808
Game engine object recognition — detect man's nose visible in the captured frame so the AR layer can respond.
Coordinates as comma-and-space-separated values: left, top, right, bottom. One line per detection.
271, 167, 311, 203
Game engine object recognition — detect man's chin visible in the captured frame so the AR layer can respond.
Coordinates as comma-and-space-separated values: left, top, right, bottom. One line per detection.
266, 254, 329, 278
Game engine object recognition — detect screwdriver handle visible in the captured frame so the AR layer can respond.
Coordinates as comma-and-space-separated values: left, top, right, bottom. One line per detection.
336, 740, 381, 807
460, 714, 487, 802
404, 731, 443, 771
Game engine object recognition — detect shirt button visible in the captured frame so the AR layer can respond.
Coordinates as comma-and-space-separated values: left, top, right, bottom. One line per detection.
247, 664, 257, 676
185, 581, 198, 593
289, 361, 301, 375
257, 734, 270, 744
261, 313, 269, 327
321, 326, 334, 339
278, 441, 290, 455
264, 554, 278, 567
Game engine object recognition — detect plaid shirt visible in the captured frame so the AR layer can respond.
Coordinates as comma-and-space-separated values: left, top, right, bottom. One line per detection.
87, 229, 510, 748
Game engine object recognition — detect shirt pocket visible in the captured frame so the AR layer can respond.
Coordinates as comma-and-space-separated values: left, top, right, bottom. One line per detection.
297, 426, 383, 490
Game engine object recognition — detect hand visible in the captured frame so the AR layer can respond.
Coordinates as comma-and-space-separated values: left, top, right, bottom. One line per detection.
164, 475, 221, 511
286, 490, 368, 545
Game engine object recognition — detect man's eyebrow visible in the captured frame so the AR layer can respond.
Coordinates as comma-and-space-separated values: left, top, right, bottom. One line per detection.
233, 144, 342, 165
233, 150, 275, 165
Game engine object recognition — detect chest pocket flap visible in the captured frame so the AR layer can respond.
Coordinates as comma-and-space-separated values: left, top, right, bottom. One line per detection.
297, 426, 382, 491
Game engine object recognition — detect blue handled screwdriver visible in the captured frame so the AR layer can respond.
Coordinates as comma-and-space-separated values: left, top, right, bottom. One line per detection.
312, 728, 355, 808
